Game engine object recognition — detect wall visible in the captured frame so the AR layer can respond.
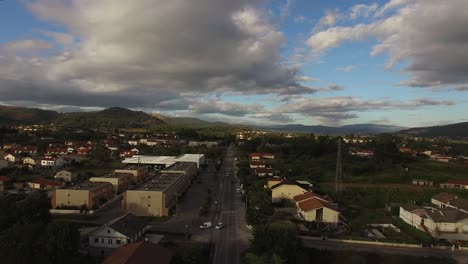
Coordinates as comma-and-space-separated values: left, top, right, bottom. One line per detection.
124, 190, 164, 216
54, 189, 89, 208
399, 207, 423, 230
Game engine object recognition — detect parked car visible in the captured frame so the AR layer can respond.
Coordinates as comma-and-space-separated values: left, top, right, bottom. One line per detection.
200, 222, 212, 230
215, 222, 224, 230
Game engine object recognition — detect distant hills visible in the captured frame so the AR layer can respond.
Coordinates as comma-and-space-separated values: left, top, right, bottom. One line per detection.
258, 123, 406, 135
399, 122, 468, 138
0, 105, 59, 124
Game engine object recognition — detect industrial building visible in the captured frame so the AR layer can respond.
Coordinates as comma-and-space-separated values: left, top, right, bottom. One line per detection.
122, 154, 205, 168
51, 181, 114, 210
114, 166, 149, 184
89, 173, 133, 194
122, 162, 197, 217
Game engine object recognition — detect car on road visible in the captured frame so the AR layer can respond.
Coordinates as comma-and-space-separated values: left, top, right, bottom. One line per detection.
199, 222, 212, 230
215, 222, 224, 229
237, 188, 242, 194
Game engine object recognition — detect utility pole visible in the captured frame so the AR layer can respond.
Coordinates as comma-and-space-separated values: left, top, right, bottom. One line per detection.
335, 138, 343, 198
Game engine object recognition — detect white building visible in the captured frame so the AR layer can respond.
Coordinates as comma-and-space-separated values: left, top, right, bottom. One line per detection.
123, 154, 205, 168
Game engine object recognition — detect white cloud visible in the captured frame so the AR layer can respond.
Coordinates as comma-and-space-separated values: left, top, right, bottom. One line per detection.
350, 3, 378, 20
336, 65, 356, 72
307, 0, 468, 88
312, 9, 342, 33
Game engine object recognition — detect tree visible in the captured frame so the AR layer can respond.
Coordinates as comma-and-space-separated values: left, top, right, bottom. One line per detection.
45, 222, 81, 263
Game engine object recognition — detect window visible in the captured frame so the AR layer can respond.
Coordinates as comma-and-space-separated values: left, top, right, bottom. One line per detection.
116, 239, 121, 245
101, 238, 104, 243
108, 239, 112, 244
107, 229, 110, 234
94, 238, 99, 243
148, 204, 150, 207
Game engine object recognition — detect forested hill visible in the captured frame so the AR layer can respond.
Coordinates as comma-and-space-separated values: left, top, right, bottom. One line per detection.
0, 105, 59, 125
399, 122, 468, 138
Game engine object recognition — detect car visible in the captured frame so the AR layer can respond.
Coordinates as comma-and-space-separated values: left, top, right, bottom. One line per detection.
236, 188, 242, 194
215, 222, 224, 229
199, 222, 212, 230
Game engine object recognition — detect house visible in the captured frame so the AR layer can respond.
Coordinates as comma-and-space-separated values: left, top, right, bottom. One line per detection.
188, 141, 219, 148
11, 146, 38, 155
355, 150, 374, 157
412, 178, 433, 186
250, 160, 266, 169
51, 181, 114, 210
41, 155, 65, 168
54, 169, 79, 182
102, 241, 174, 264
399, 203, 427, 229
87, 214, 149, 256
271, 180, 309, 202
295, 193, 340, 224
4, 153, 20, 163
255, 167, 274, 178
46, 147, 68, 155
77, 146, 90, 156
440, 180, 468, 190
128, 139, 139, 146
0, 176, 12, 191
399, 146, 412, 153
431, 192, 457, 208
23, 156, 41, 168
26, 178, 65, 190
249, 152, 275, 160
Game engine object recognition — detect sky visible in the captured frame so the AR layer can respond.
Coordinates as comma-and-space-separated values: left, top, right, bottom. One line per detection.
0, 0, 467, 127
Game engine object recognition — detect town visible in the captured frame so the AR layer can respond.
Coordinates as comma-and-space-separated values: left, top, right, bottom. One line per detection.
1, 118, 468, 264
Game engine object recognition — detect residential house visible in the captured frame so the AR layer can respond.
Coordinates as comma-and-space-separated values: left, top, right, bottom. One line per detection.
399, 203, 427, 229
250, 160, 266, 169
4, 153, 20, 163
41, 155, 65, 168
412, 178, 433, 186
102, 241, 174, 264
54, 169, 79, 182
87, 214, 149, 256
0, 176, 12, 191
441, 180, 468, 190
294, 192, 340, 224
399, 146, 412, 153
432, 192, 458, 208
255, 167, 274, 178
46, 147, 68, 155
77, 146, 90, 156
51, 181, 114, 210
249, 152, 275, 160
26, 178, 65, 190
11, 146, 38, 155
23, 156, 41, 168
128, 139, 139, 146
271, 180, 310, 202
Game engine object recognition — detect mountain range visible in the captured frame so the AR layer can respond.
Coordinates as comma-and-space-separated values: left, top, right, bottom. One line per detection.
0, 105, 466, 137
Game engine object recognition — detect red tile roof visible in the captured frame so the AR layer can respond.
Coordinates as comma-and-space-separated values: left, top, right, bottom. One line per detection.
433, 192, 457, 203
293, 192, 318, 202
448, 180, 468, 186
297, 198, 338, 213
27, 178, 64, 187
255, 167, 273, 174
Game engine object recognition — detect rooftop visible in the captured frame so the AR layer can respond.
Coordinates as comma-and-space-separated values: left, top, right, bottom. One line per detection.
103, 241, 174, 264
164, 162, 197, 172
447, 180, 468, 185
425, 208, 468, 223
27, 178, 64, 187
432, 192, 457, 203
297, 198, 338, 212
448, 197, 468, 212
131, 173, 186, 192
401, 203, 424, 212
60, 181, 111, 191
108, 214, 148, 238
92, 172, 133, 179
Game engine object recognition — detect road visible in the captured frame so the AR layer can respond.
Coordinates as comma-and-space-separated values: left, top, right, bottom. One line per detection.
301, 236, 468, 264
211, 144, 250, 264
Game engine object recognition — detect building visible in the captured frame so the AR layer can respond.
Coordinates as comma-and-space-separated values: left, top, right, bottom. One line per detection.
103, 241, 174, 264
87, 214, 149, 256
23, 157, 41, 168
295, 192, 340, 224
249, 153, 275, 160
271, 180, 310, 203
122, 154, 205, 168
46, 147, 69, 155
412, 178, 433, 186
354, 150, 375, 157
163, 162, 197, 181
0, 176, 12, 191
54, 169, 79, 182
266, 178, 282, 189
90, 173, 133, 194
77, 146, 90, 156
51, 181, 114, 210
399, 193, 468, 241
122, 172, 191, 217
399, 146, 412, 153
188, 141, 219, 148
115, 166, 150, 184
26, 178, 64, 190
441, 180, 468, 190
254, 167, 274, 178
11, 146, 38, 155
40, 155, 64, 168
4, 154, 20, 163
249, 160, 266, 169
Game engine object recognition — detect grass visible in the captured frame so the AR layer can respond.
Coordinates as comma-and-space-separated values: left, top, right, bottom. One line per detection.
80, 160, 124, 177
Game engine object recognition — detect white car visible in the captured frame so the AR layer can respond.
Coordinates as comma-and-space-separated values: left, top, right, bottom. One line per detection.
199, 222, 212, 230
215, 222, 225, 229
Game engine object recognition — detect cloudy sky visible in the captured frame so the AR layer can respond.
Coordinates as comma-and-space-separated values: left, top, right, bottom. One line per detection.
1, 0, 467, 127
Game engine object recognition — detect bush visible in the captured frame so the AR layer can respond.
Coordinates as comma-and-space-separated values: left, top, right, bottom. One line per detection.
394, 218, 434, 244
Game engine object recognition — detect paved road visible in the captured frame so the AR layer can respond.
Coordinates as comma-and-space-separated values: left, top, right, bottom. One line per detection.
212, 144, 250, 264
301, 236, 468, 264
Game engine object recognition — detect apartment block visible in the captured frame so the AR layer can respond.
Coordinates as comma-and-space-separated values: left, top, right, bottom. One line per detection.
52, 181, 114, 210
